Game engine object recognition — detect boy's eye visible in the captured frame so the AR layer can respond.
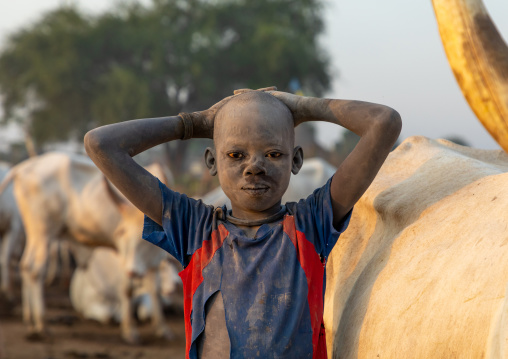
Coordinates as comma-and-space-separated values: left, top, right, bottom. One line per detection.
266, 152, 282, 158
228, 152, 244, 159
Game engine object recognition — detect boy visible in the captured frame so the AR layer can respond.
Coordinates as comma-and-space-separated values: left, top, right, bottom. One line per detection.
84, 87, 401, 358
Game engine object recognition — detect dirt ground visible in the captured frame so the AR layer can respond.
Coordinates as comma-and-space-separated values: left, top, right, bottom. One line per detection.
0, 285, 186, 359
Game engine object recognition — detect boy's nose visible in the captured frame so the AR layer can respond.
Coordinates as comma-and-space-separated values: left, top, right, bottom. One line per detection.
244, 158, 266, 176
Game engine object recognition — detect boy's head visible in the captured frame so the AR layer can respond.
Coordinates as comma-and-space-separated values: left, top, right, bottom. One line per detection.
205, 91, 303, 218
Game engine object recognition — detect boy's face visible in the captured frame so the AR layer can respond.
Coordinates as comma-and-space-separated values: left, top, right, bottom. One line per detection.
206, 94, 302, 220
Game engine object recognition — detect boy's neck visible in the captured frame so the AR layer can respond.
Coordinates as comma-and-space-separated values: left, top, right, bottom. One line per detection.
234, 222, 279, 239
227, 205, 286, 227
229, 201, 284, 223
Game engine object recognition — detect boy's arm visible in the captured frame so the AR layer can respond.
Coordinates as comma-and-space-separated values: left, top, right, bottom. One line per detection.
84, 97, 230, 226
270, 91, 402, 228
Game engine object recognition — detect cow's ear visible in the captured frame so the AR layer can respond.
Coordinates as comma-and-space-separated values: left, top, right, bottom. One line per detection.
204, 147, 217, 176
291, 146, 304, 175
103, 176, 130, 210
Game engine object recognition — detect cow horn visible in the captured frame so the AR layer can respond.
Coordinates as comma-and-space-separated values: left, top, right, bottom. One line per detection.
432, 0, 508, 153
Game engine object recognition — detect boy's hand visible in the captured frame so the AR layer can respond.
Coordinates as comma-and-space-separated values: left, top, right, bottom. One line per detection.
267, 91, 306, 127
190, 95, 233, 139
233, 86, 277, 95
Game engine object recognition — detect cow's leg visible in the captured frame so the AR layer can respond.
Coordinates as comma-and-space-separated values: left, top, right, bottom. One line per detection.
0, 221, 23, 301
20, 236, 50, 337
29, 254, 46, 336
46, 240, 72, 288
58, 240, 72, 288
44, 241, 59, 286
120, 271, 140, 344
0, 231, 13, 300
145, 268, 173, 340
20, 260, 32, 326
14, 175, 65, 339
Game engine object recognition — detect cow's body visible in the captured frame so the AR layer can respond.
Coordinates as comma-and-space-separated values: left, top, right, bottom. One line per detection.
325, 136, 508, 358
8, 152, 169, 343
0, 163, 25, 300
70, 247, 181, 324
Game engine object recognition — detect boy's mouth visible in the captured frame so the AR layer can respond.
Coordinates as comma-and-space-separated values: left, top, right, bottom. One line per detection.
242, 185, 269, 196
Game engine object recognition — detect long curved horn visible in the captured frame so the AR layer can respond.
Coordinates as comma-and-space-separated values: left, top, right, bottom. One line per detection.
432, 0, 508, 152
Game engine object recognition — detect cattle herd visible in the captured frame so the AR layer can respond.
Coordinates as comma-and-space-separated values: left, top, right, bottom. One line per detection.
1, 137, 508, 358
0, 152, 180, 345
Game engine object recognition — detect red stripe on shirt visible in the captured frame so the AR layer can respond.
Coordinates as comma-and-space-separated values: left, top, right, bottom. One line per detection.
284, 215, 327, 359
179, 224, 228, 359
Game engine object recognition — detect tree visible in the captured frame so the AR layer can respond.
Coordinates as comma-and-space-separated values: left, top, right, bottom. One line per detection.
0, 0, 331, 177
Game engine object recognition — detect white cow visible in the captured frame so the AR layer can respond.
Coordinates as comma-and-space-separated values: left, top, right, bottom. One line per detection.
3, 152, 170, 343
201, 157, 337, 206
1, 163, 72, 301
70, 247, 181, 324
324, 136, 508, 358
0, 163, 25, 300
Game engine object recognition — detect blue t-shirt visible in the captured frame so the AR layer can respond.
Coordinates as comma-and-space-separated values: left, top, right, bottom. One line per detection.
142, 178, 351, 359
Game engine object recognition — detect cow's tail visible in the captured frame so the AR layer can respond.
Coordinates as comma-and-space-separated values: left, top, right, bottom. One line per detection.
0, 168, 16, 196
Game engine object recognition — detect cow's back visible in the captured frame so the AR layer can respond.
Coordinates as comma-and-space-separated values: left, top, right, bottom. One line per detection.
325, 136, 508, 358
12, 152, 120, 246
13, 152, 97, 197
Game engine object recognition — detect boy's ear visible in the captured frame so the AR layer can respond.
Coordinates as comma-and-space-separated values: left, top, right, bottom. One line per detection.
204, 147, 218, 176
291, 146, 304, 175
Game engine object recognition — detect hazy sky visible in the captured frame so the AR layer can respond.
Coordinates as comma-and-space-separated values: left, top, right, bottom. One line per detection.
1, 0, 507, 150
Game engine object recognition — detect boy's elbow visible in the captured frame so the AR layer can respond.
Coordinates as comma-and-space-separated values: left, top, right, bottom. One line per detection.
388, 108, 402, 135
377, 107, 402, 140
84, 129, 107, 159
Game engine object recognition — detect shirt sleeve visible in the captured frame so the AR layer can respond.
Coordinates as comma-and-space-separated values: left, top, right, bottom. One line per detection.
289, 176, 352, 259
142, 179, 215, 267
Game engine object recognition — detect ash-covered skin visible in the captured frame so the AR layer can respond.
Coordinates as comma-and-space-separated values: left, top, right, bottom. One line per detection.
204, 91, 303, 223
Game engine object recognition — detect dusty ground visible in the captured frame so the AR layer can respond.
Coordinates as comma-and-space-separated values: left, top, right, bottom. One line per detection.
0, 285, 186, 359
